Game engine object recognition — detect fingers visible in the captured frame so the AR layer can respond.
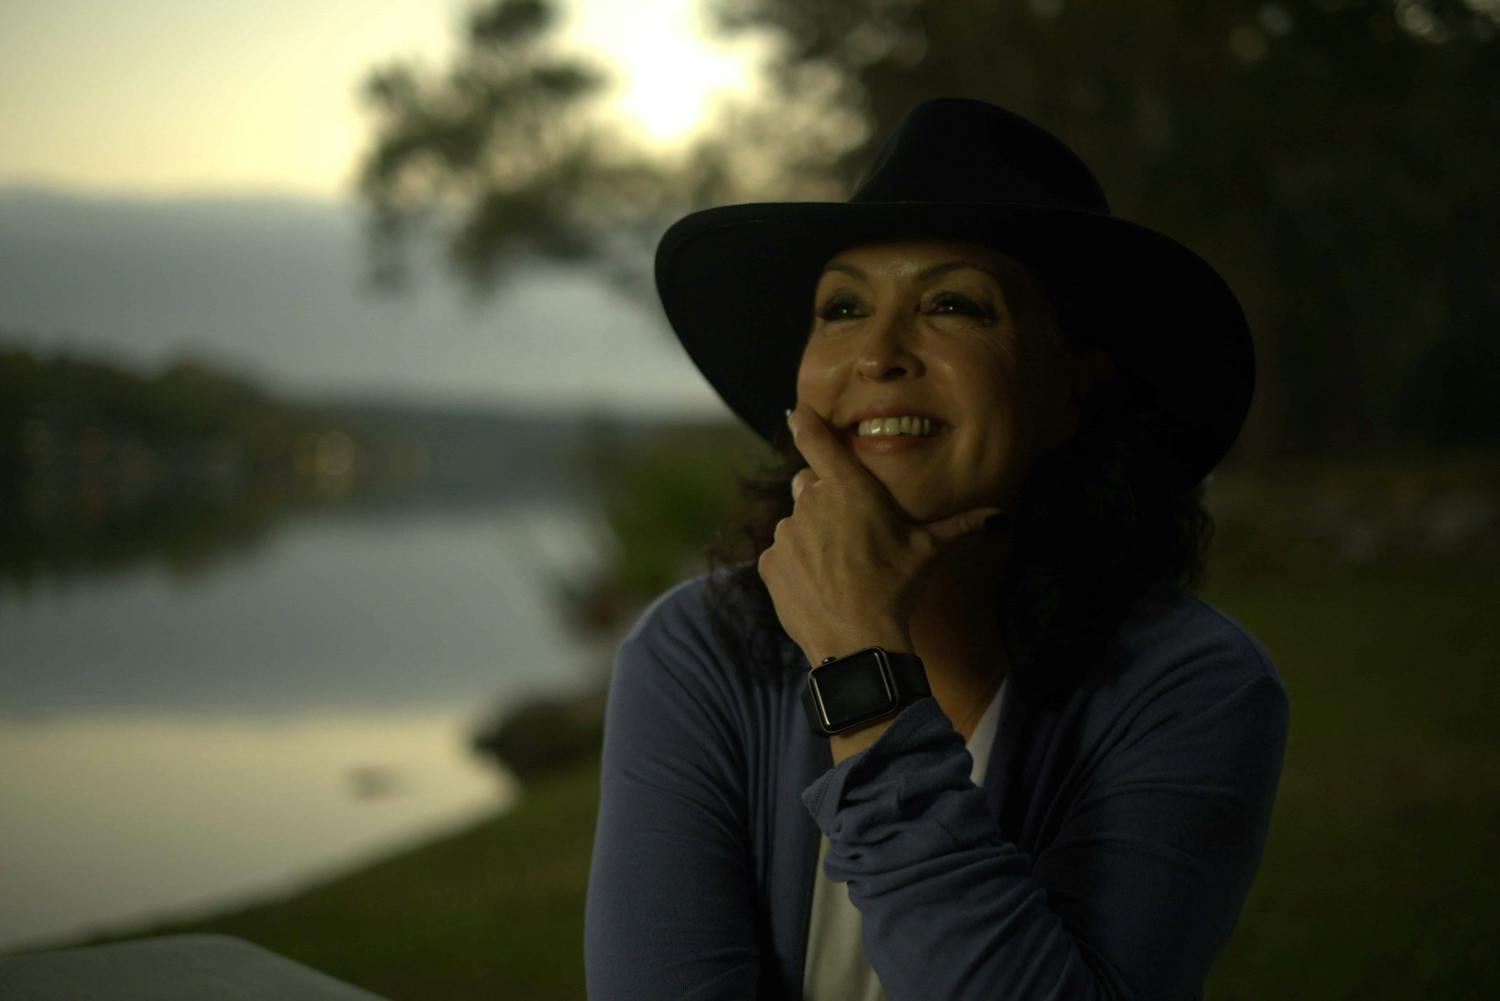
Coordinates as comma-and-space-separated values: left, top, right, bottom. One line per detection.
790, 467, 817, 502
921, 506, 1008, 547
787, 404, 868, 484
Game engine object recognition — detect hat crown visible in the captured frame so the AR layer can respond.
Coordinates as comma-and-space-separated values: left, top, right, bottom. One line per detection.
851, 98, 1111, 215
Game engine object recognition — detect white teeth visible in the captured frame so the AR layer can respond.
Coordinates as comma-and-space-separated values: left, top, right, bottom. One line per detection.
856, 416, 936, 437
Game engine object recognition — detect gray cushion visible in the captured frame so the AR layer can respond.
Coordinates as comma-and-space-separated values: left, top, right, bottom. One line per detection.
0, 935, 390, 1001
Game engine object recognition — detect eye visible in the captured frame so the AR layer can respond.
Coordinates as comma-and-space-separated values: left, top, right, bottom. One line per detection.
816, 292, 865, 322
928, 292, 996, 321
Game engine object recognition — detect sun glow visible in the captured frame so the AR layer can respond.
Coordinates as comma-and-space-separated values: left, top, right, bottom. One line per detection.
564, 0, 769, 150
0, 0, 768, 196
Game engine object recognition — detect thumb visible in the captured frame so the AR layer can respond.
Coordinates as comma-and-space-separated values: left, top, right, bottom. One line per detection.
922, 507, 1009, 547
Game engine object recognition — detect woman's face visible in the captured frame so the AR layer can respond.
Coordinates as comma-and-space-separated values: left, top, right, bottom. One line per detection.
795, 237, 1099, 524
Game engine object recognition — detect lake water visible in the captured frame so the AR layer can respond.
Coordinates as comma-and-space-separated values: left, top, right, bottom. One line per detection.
0, 498, 611, 950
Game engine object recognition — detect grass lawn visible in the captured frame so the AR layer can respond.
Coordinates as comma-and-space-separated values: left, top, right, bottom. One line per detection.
1201, 558, 1499, 999
61, 510, 1500, 998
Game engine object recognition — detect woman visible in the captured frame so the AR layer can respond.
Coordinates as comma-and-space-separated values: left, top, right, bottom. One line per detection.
586, 98, 1288, 1001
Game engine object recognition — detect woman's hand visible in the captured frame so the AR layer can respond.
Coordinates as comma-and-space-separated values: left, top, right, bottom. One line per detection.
757, 404, 1003, 668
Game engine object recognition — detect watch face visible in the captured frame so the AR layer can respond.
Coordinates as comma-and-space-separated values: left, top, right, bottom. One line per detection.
811, 649, 897, 732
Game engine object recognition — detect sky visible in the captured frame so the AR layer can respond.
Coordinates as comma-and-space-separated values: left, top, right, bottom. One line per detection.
0, 0, 767, 196
0, 1, 769, 413
0, 191, 725, 413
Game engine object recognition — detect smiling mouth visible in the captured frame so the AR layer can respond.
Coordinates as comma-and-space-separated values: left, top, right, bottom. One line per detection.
852, 416, 944, 438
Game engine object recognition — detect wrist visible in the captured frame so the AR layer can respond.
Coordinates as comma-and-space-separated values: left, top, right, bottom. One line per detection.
805, 630, 913, 668
800, 646, 930, 740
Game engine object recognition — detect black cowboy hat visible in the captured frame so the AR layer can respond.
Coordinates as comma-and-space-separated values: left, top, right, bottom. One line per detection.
655, 97, 1254, 487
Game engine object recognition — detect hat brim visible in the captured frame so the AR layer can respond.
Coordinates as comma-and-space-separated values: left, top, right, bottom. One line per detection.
655, 201, 1253, 485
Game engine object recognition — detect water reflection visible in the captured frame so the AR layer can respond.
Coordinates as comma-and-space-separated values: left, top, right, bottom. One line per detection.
0, 498, 606, 950
0, 710, 515, 950
1, 503, 605, 715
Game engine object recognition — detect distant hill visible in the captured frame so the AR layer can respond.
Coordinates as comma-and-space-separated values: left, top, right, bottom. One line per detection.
0, 187, 719, 418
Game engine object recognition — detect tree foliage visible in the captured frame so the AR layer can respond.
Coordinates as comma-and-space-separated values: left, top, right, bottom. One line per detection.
705, 0, 1500, 456
357, 0, 1500, 455
360, 0, 664, 288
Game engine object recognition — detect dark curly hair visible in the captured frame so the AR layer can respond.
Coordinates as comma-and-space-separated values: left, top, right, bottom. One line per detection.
702, 311, 1216, 706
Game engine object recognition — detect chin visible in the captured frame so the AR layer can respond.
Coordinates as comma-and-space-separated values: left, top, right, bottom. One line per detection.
868, 470, 1003, 525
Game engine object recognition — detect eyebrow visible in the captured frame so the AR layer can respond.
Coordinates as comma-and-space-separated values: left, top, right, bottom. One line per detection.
820, 259, 1004, 283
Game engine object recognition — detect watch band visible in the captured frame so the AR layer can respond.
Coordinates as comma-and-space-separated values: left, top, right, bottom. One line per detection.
801, 647, 931, 738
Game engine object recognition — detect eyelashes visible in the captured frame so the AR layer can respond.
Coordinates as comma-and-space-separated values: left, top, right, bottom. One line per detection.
929, 292, 998, 322
814, 291, 998, 324
816, 293, 863, 321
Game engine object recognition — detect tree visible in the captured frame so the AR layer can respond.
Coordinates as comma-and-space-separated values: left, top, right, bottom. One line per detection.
357, 0, 875, 294
359, 0, 665, 290
703, 0, 1500, 456
358, 0, 1500, 455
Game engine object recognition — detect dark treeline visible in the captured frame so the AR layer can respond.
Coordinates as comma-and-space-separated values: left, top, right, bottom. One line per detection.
360, 0, 1500, 462
0, 340, 432, 498
0, 340, 600, 587
0, 341, 391, 586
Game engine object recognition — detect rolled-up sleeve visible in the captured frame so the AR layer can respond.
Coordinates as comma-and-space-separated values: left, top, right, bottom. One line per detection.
802, 648, 1289, 1001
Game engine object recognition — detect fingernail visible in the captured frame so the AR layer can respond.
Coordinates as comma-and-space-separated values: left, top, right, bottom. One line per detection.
984, 513, 1011, 535
784, 408, 793, 420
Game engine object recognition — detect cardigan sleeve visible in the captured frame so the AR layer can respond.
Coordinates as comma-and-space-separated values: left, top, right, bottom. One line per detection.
585, 585, 762, 1001
801, 628, 1289, 1001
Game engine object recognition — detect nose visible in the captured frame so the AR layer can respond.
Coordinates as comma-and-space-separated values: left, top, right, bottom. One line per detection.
856, 309, 925, 381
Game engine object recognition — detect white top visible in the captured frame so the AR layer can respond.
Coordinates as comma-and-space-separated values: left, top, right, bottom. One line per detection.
802, 683, 1006, 1001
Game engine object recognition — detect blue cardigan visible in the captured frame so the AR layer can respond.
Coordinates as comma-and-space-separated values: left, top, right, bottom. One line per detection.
585, 575, 1288, 1000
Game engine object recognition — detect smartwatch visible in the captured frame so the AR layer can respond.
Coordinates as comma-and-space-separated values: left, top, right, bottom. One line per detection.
801, 647, 931, 737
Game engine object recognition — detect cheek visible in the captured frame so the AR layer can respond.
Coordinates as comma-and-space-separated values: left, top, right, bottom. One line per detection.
950, 365, 1032, 492
794, 342, 837, 403
960, 424, 1021, 489
949, 348, 1021, 424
